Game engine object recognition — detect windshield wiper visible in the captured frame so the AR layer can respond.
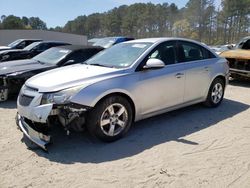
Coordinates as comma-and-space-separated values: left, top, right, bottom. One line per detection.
90, 63, 114, 68
36, 60, 45, 64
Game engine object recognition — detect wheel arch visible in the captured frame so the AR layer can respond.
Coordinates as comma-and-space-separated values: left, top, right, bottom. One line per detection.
205, 74, 226, 98
212, 74, 226, 86
92, 91, 136, 122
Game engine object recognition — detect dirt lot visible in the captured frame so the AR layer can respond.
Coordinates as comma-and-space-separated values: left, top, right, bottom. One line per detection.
0, 81, 250, 188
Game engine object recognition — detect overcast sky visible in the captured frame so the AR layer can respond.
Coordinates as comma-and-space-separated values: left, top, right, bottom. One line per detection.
0, 0, 221, 28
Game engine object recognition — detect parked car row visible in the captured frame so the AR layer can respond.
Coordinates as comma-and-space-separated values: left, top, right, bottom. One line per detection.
0, 36, 134, 101
2, 37, 229, 150
0, 39, 42, 51
0, 41, 70, 62
0, 45, 103, 101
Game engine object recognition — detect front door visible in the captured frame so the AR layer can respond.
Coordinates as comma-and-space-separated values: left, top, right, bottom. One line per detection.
135, 41, 186, 115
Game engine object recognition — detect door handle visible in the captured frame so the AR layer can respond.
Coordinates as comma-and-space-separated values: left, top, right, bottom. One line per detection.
175, 73, 184, 78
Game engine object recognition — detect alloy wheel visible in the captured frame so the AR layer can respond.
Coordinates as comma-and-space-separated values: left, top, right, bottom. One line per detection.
100, 103, 128, 136
211, 83, 223, 104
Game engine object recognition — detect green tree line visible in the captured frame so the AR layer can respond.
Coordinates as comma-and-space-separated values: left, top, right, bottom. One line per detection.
0, 15, 47, 30
1, 0, 249, 45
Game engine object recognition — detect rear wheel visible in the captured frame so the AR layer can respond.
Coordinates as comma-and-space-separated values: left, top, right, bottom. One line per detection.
204, 78, 225, 107
86, 95, 133, 142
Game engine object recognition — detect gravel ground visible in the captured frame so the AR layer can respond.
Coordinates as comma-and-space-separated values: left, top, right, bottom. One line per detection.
0, 81, 250, 188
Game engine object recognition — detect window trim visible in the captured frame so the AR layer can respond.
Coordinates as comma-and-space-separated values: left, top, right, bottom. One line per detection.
135, 40, 178, 71
176, 40, 216, 64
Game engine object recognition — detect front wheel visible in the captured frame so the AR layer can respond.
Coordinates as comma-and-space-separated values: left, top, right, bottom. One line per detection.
86, 96, 133, 142
204, 78, 225, 107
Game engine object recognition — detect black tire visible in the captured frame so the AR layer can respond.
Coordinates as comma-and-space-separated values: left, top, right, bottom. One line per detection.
15, 113, 20, 129
86, 95, 133, 142
204, 78, 225, 107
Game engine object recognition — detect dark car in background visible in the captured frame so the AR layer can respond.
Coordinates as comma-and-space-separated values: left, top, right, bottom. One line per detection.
92, 36, 134, 48
0, 39, 42, 52
0, 45, 103, 101
0, 41, 70, 62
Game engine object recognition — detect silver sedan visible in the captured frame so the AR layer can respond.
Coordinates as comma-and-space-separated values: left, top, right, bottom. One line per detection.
17, 38, 229, 150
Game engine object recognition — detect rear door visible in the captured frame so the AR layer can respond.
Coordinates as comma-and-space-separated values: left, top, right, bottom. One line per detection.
176, 41, 214, 102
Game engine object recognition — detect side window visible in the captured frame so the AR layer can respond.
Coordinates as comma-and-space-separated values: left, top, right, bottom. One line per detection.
242, 39, 250, 50
64, 50, 87, 64
37, 43, 49, 51
49, 43, 64, 48
202, 47, 216, 59
26, 41, 34, 46
177, 41, 205, 63
148, 41, 177, 65
16, 41, 26, 49
87, 49, 101, 58
79, 49, 100, 62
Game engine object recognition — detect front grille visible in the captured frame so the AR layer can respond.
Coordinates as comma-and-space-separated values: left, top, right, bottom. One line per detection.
19, 94, 34, 106
229, 60, 250, 71
23, 117, 49, 134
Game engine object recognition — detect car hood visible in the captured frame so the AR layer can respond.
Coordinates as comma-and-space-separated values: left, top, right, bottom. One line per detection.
220, 49, 250, 60
0, 59, 52, 75
26, 64, 128, 92
0, 46, 11, 50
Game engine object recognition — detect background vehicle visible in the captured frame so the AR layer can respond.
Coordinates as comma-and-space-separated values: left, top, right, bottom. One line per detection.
92, 36, 134, 48
0, 39, 42, 51
16, 38, 229, 150
0, 41, 70, 62
220, 36, 250, 79
209, 44, 233, 55
88, 38, 100, 45
0, 45, 103, 101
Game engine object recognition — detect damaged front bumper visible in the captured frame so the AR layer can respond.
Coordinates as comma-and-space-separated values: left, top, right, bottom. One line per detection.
230, 68, 250, 78
17, 85, 89, 150
16, 113, 50, 150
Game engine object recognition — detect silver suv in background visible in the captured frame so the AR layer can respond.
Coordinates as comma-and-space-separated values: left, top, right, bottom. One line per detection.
16, 38, 229, 150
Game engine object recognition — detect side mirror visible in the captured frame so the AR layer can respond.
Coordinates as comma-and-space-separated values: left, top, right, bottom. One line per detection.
64, 59, 75, 66
143, 58, 165, 69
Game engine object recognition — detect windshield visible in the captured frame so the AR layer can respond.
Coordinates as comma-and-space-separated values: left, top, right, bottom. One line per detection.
8, 39, 22, 47
92, 37, 117, 48
86, 42, 152, 68
23, 42, 41, 51
33, 47, 72, 65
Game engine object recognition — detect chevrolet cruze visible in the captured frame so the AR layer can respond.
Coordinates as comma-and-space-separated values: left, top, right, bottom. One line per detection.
16, 38, 229, 150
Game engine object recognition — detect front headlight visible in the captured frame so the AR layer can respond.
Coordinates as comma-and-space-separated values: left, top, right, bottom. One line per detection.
41, 86, 83, 105
7, 71, 25, 77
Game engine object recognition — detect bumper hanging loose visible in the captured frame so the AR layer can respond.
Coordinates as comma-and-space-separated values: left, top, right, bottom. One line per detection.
16, 113, 51, 150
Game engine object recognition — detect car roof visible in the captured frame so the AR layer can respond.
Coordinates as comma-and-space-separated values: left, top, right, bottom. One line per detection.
53, 45, 104, 51
126, 37, 211, 48
126, 37, 205, 44
38, 41, 70, 44
125, 37, 218, 57
19, 39, 42, 41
